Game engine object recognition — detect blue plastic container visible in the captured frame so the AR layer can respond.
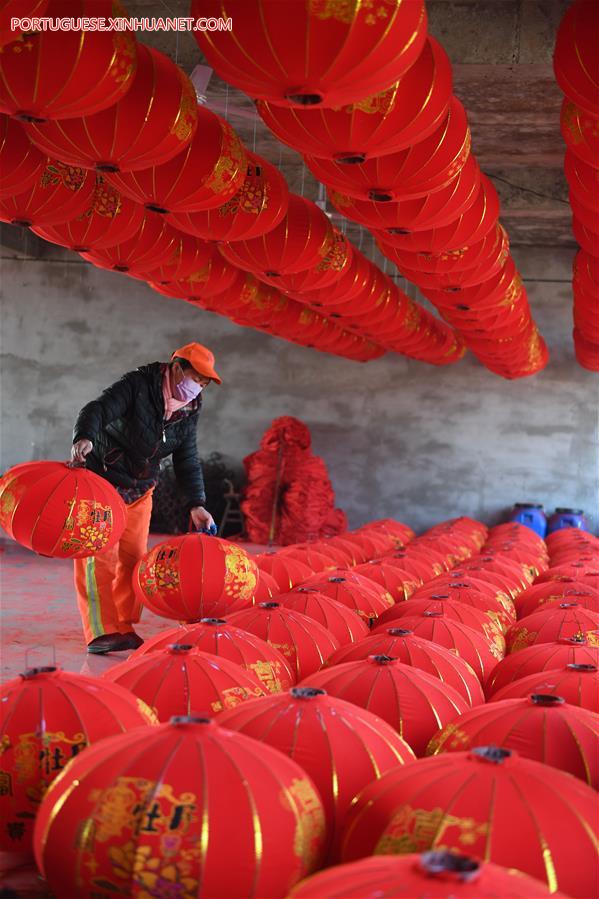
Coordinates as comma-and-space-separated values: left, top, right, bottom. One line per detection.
547, 508, 590, 534
508, 503, 548, 538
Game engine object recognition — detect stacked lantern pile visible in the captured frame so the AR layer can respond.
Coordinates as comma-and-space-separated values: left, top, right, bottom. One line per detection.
189, 1, 547, 378
554, 0, 599, 371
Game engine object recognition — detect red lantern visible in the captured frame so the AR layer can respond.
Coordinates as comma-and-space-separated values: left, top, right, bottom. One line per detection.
325, 627, 485, 707
340, 746, 598, 898
428, 694, 599, 787
0, 460, 126, 558
537, 562, 599, 583
255, 551, 314, 592
288, 852, 565, 898
31, 177, 144, 252
388, 224, 506, 279
408, 579, 515, 631
127, 617, 295, 693
256, 36, 451, 162
0, 0, 48, 49
382, 552, 435, 584
167, 152, 289, 242
279, 545, 338, 572
273, 229, 353, 293
467, 553, 533, 592
560, 98, 599, 168
133, 534, 257, 621
572, 213, 599, 255
106, 108, 247, 214
491, 663, 599, 711
104, 645, 267, 720
0, 666, 156, 854
297, 570, 394, 624
254, 567, 280, 602
279, 588, 370, 645
517, 592, 599, 619
565, 149, 599, 213
151, 255, 245, 304
33, 716, 326, 897
514, 580, 599, 618
220, 194, 335, 277
0, 158, 94, 227
372, 614, 502, 683
353, 561, 420, 601
305, 98, 471, 202
485, 636, 599, 697
228, 602, 340, 680
79, 215, 182, 276
308, 540, 356, 568
0, 114, 44, 199
377, 601, 506, 653
554, 0, 599, 118
192, 0, 426, 108
25, 44, 196, 173
299, 655, 468, 757
340, 530, 395, 559
505, 605, 599, 653
130, 232, 215, 285
220, 686, 415, 857
0, 0, 136, 122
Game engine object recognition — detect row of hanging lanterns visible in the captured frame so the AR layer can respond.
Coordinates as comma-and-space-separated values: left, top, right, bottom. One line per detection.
554, 0, 599, 371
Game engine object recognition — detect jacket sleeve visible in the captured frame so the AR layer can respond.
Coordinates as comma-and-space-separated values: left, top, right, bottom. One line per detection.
72, 371, 137, 445
172, 418, 206, 508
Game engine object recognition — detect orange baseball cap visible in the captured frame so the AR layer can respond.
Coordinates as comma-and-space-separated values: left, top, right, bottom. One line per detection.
171, 342, 222, 384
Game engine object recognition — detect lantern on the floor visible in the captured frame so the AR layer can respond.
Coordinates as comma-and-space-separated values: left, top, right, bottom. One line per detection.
228, 602, 340, 681
0, 460, 126, 558
377, 600, 506, 653
133, 534, 257, 620
80, 214, 181, 277
254, 552, 314, 592
220, 687, 415, 856
513, 580, 599, 618
0, 115, 45, 199
300, 655, 468, 756
0, 666, 157, 854
106, 109, 247, 214
104, 645, 267, 720
129, 618, 294, 693
280, 545, 338, 572
485, 636, 599, 697
411, 577, 516, 628
25, 45, 196, 172
353, 561, 420, 601
279, 589, 370, 645
339, 746, 598, 898
192, 0, 427, 108
288, 852, 565, 898
427, 694, 599, 786
298, 571, 394, 625
505, 605, 599, 653
252, 567, 280, 602
554, 0, 599, 118
34, 716, 326, 897
490, 663, 599, 710
0, 0, 137, 122
0, 159, 94, 228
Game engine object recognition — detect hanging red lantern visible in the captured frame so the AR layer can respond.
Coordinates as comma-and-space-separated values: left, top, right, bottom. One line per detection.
325, 627, 484, 707
0, 114, 44, 199
79, 215, 181, 276
377, 601, 506, 653
167, 152, 289, 242
560, 98, 599, 167
273, 229, 353, 293
25, 44, 196, 173
0, 0, 48, 49
339, 746, 598, 898
0, 158, 94, 227
192, 0, 426, 108
130, 233, 215, 285
31, 177, 144, 252
0, 0, 137, 122
288, 851, 566, 898
353, 561, 420, 601
255, 552, 314, 592
0, 460, 126, 558
297, 570, 394, 625
256, 36, 451, 162
300, 655, 468, 757
151, 255, 245, 304
491, 663, 599, 711
228, 602, 340, 680
106, 108, 247, 214
388, 224, 507, 280
554, 0, 599, 118
127, 618, 295, 693
428, 694, 599, 787
505, 605, 599, 653
305, 250, 376, 308
572, 213, 599, 255
0, 666, 156, 856
220, 687, 415, 858
573, 327, 599, 371
565, 149, 599, 213
279, 588, 370, 645
220, 194, 335, 277
33, 716, 326, 897
305, 98, 471, 202
104, 645, 267, 720
485, 635, 599, 697
133, 534, 257, 621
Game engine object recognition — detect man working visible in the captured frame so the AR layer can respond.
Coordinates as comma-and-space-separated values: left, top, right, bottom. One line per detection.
71, 341, 220, 654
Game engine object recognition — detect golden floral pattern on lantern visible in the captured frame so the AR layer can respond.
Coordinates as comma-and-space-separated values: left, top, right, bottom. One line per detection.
171, 69, 198, 143
446, 129, 471, 180
204, 123, 247, 197
90, 176, 122, 219
249, 660, 285, 693
315, 230, 350, 273
283, 777, 325, 870
310, 0, 396, 25
375, 803, 489, 855
109, 842, 199, 899
13, 730, 87, 803
141, 544, 181, 595
41, 162, 86, 194
219, 165, 270, 218
109, 1, 137, 87
222, 544, 257, 601
509, 627, 536, 653
60, 499, 115, 555
348, 82, 399, 116
427, 721, 469, 755
210, 684, 264, 713
0, 474, 27, 530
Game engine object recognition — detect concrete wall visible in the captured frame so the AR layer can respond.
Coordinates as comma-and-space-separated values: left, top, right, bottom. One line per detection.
1, 246, 597, 534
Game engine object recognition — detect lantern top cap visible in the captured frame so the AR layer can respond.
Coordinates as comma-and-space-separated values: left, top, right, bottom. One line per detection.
21, 665, 59, 679
419, 851, 480, 882
369, 654, 397, 665
567, 663, 597, 672
387, 628, 413, 637
259, 602, 280, 609
167, 644, 194, 653
200, 618, 227, 626
290, 687, 327, 700
169, 715, 213, 726
530, 693, 566, 706
471, 745, 512, 764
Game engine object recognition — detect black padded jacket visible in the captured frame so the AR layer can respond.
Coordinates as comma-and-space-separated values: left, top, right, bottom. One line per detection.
72, 362, 205, 506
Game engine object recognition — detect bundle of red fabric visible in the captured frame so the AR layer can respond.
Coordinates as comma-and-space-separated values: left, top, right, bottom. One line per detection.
241, 416, 346, 545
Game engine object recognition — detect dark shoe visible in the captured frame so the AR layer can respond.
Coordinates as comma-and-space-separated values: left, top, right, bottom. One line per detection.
87, 633, 133, 654
120, 631, 144, 651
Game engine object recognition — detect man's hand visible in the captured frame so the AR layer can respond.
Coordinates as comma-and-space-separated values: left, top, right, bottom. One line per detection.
190, 506, 216, 532
71, 439, 93, 464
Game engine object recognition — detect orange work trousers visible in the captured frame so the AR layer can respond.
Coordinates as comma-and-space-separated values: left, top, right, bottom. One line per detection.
74, 489, 154, 644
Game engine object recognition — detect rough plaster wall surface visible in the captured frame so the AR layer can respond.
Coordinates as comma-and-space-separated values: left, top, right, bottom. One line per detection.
1, 247, 597, 533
